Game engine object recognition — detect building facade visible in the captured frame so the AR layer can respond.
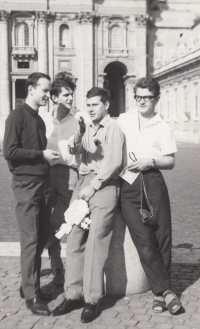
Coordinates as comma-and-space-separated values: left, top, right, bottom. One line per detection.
149, 0, 200, 143
0, 0, 200, 142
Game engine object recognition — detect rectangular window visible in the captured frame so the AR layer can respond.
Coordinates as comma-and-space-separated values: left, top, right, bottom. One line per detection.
184, 85, 187, 112
174, 88, 178, 120
166, 90, 169, 120
195, 95, 198, 118
194, 83, 199, 118
17, 61, 29, 69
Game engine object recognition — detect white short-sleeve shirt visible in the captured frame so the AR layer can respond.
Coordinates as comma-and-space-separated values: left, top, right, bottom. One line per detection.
117, 111, 177, 167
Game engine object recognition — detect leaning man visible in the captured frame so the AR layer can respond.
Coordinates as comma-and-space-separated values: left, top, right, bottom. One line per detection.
42, 74, 79, 286
52, 87, 124, 322
118, 77, 182, 315
3, 72, 59, 316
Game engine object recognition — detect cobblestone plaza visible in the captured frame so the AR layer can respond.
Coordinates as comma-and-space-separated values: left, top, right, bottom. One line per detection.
0, 144, 200, 329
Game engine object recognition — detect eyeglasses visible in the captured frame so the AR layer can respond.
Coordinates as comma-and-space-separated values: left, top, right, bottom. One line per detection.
134, 95, 155, 102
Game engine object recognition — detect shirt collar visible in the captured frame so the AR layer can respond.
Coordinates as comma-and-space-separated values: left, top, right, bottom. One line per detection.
24, 103, 39, 117
90, 114, 110, 128
148, 113, 163, 124
51, 105, 78, 118
135, 111, 163, 128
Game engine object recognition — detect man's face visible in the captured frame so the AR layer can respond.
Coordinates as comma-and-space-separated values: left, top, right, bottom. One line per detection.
135, 87, 159, 117
86, 96, 109, 124
53, 87, 73, 110
31, 78, 51, 107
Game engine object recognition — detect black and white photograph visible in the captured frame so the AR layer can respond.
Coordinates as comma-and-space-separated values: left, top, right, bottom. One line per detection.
0, 0, 200, 328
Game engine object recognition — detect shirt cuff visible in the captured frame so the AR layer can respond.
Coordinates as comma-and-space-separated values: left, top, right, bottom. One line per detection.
68, 135, 82, 154
90, 177, 102, 191
36, 150, 43, 157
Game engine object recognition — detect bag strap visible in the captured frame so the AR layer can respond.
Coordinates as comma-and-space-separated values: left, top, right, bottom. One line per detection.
140, 173, 144, 211
140, 172, 154, 217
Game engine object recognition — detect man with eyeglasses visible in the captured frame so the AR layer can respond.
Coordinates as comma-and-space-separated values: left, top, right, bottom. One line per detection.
118, 77, 182, 315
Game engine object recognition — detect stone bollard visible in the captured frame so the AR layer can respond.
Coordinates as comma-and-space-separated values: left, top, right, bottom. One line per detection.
105, 210, 151, 295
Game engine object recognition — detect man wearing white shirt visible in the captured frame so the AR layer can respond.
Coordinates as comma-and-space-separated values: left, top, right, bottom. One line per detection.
118, 77, 182, 315
41, 74, 79, 286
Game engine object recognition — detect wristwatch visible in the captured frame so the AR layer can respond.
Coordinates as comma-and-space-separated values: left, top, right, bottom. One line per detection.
151, 159, 156, 168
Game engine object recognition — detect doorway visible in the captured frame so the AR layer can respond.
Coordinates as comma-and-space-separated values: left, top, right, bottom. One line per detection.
103, 62, 127, 118
16, 79, 26, 108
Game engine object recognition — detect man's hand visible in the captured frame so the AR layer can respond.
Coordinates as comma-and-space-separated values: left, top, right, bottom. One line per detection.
78, 116, 86, 135
43, 149, 60, 161
74, 117, 86, 145
127, 158, 152, 172
78, 185, 96, 202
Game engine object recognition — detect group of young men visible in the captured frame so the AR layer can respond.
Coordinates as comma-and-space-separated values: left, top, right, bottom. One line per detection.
3, 71, 182, 322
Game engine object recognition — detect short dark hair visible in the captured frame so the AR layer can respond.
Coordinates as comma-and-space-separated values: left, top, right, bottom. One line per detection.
50, 74, 76, 99
25, 72, 51, 96
86, 87, 110, 104
134, 77, 160, 97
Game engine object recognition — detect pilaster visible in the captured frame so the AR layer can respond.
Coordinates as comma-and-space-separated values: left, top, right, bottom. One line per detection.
12, 79, 16, 110
36, 11, 48, 74
124, 76, 136, 112
0, 11, 11, 118
135, 14, 148, 78
76, 13, 94, 110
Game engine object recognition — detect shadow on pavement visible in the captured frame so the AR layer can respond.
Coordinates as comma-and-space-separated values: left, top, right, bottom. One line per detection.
171, 262, 200, 298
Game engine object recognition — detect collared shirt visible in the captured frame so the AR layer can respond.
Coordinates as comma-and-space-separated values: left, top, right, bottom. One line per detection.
70, 114, 124, 190
117, 111, 177, 167
41, 106, 80, 168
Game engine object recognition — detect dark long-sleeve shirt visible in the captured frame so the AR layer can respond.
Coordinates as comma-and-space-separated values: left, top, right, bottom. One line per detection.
3, 103, 49, 181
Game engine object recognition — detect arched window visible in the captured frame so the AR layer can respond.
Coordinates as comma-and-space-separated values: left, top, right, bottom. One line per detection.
59, 24, 70, 48
16, 23, 29, 46
110, 25, 122, 49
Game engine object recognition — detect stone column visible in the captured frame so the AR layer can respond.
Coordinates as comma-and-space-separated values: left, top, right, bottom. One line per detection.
77, 13, 94, 111
0, 11, 11, 118
36, 11, 48, 74
135, 14, 148, 78
97, 73, 107, 88
124, 76, 136, 112
105, 211, 151, 295
12, 79, 16, 110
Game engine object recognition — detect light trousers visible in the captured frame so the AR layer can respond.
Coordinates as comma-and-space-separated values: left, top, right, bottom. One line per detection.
65, 174, 120, 304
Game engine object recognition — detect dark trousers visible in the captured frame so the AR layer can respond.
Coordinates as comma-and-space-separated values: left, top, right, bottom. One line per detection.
12, 179, 52, 300
121, 169, 172, 295
45, 165, 78, 269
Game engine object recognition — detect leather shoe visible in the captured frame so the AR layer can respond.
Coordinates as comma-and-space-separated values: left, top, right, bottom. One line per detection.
20, 286, 52, 301
52, 268, 64, 286
81, 303, 98, 323
26, 297, 51, 316
52, 298, 83, 316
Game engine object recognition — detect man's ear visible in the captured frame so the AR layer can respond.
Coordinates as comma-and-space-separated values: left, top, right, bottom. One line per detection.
28, 85, 33, 95
155, 96, 160, 105
51, 94, 58, 104
105, 101, 110, 110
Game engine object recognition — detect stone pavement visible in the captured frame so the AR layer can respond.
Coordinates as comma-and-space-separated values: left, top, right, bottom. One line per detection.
0, 144, 200, 329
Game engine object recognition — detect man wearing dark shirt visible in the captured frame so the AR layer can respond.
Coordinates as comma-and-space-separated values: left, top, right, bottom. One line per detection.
3, 72, 59, 316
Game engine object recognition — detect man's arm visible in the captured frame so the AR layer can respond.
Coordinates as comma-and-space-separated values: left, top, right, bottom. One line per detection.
3, 111, 59, 161
127, 154, 175, 172
68, 116, 86, 155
